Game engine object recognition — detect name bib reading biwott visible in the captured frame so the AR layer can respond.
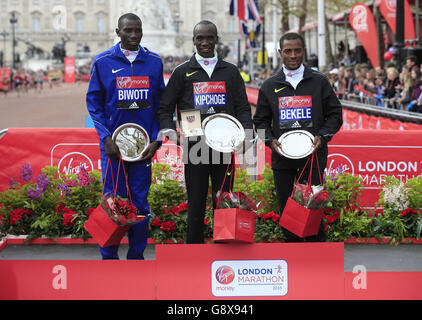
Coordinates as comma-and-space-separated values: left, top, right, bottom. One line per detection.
116, 76, 150, 110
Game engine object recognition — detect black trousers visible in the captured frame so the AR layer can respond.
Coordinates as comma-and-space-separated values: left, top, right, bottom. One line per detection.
184, 139, 234, 244
273, 160, 327, 243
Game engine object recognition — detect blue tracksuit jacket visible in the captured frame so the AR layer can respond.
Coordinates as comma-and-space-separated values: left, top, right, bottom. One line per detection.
86, 41, 164, 213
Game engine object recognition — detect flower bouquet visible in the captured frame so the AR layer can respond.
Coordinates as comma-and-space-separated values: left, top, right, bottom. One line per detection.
292, 184, 332, 210
216, 191, 257, 212
213, 190, 256, 243
101, 195, 145, 226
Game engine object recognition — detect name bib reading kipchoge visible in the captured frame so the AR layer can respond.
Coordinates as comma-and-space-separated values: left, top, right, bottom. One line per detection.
193, 82, 226, 113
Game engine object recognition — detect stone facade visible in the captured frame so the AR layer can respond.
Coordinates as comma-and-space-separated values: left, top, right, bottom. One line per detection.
0, 0, 278, 68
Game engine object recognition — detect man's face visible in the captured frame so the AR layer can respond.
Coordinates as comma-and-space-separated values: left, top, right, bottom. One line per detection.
116, 18, 143, 51
406, 59, 415, 69
279, 38, 305, 70
193, 24, 218, 58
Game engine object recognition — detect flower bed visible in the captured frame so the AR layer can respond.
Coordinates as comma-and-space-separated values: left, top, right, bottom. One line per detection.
0, 163, 421, 246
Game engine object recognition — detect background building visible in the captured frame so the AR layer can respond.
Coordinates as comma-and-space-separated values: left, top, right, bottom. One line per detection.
0, 0, 283, 71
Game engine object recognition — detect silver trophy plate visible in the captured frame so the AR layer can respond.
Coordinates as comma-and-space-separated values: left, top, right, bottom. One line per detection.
202, 113, 245, 153
112, 123, 150, 162
278, 130, 314, 159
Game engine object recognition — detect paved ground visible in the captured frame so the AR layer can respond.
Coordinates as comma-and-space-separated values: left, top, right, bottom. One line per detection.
0, 82, 89, 130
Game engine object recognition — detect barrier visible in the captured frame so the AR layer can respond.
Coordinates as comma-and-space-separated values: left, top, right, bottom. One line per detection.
1, 243, 421, 300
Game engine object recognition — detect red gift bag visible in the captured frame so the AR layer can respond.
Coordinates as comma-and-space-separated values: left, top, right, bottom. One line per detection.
213, 208, 255, 243
279, 197, 323, 238
213, 158, 256, 243
84, 204, 131, 247
84, 158, 138, 247
279, 153, 324, 238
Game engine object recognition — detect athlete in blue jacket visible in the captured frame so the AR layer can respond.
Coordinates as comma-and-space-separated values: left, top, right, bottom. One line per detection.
86, 13, 164, 259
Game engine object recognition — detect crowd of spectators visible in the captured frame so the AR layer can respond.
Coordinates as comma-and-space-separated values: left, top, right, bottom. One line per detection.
1, 63, 92, 97
325, 55, 422, 113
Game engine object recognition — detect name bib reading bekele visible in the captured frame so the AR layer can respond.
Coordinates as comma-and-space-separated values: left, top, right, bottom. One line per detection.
116, 76, 150, 109
278, 95, 313, 129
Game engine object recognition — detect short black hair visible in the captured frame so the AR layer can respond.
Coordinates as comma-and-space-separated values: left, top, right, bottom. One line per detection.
118, 13, 142, 29
193, 20, 218, 36
279, 32, 305, 50
406, 55, 418, 64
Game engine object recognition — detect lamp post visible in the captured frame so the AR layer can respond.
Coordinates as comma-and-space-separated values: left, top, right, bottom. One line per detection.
393, 0, 404, 71
10, 12, 18, 69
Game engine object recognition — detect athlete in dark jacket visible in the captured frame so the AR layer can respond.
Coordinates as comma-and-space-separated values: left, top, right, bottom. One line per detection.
158, 20, 253, 244
253, 33, 342, 242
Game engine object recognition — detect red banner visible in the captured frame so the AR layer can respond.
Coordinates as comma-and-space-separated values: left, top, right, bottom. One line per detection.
0, 128, 184, 191
349, 3, 379, 67
326, 130, 422, 207
379, 0, 415, 43
64, 57, 76, 83
342, 108, 422, 130
0, 68, 12, 91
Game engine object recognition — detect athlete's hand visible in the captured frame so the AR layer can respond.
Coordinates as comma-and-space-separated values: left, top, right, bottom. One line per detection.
140, 141, 160, 161
271, 138, 283, 157
105, 136, 121, 160
313, 136, 322, 152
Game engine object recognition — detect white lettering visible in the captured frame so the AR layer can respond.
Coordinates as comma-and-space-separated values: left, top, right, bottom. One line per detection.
117, 89, 149, 101
358, 161, 419, 173
352, 265, 367, 290
52, 265, 67, 290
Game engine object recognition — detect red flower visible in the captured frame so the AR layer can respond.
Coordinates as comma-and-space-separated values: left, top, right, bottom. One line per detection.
127, 212, 137, 222
260, 211, 280, 222
271, 213, 280, 222
204, 217, 210, 225
170, 205, 179, 215
400, 208, 417, 217
86, 208, 95, 216
324, 214, 337, 224
160, 221, 176, 232
152, 217, 162, 226
178, 202, 188, 212
311, 191, 330, 204
63, 209, 77, 227
261, 212, 273, 221
55, 203, 66, 214
10, 209, 25, 225
118, 215, 127, 225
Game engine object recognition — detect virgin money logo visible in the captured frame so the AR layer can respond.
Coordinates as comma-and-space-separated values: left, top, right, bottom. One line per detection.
351, 5, 369, 33
116, 76, 149, 89
385, 0, 396, 12
215, 266, 235, 285
279, 96, 312, 108
58, 152, 94, 175
326, 153, 355, 176
193, 81, 226, 94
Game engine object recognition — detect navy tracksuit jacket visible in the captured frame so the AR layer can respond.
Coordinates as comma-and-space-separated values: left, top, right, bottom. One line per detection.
86, 42, 165, 259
